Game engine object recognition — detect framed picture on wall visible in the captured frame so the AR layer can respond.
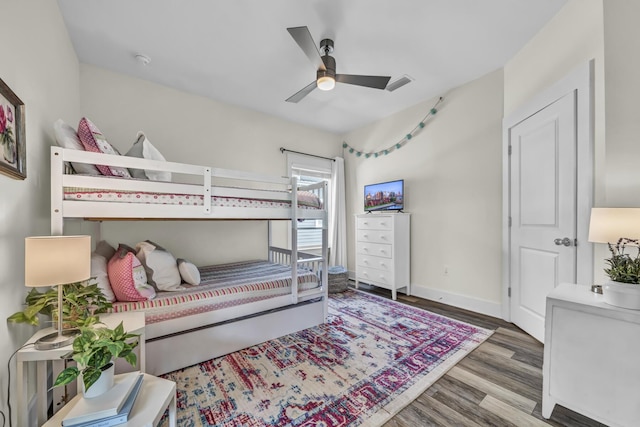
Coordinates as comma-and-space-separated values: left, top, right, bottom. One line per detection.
0, 78, 25, 180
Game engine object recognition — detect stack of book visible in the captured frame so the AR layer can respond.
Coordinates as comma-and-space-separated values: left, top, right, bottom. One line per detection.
62, 372, 144, 427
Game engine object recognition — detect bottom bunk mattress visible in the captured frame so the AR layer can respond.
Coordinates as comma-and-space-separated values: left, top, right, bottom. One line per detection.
109, 260, 320, 325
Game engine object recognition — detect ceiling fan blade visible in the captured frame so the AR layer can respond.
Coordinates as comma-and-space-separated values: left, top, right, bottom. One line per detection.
286, 80, 317, 103
336, 74, 391, 89
287, 26, 326, 71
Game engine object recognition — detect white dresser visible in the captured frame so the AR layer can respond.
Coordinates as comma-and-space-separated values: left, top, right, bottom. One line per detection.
355, 213, 410, 300
543, 283, 640, 426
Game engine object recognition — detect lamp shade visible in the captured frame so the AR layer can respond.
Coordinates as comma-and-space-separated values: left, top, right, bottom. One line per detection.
588, 208, 640, 244
25, 235, 91, 287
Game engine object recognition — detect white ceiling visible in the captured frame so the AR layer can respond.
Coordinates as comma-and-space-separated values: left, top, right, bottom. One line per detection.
57, 0, 566, 134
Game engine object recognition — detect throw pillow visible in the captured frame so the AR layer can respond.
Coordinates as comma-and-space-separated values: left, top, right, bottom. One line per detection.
77, 117, 131, 178
135, 240, 182, 291
107, 246, 156, 302
177, 258, 201, 285
52, 119, 101, 175
125, 132, 171, 182
91, 253, 116, 302
94, 240, 116, 260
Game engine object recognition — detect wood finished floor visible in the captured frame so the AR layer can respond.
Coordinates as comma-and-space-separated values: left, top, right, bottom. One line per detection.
352, 284, 605, 427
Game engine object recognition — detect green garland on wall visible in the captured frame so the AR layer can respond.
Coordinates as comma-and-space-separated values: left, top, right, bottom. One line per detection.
342, 96, 443, 158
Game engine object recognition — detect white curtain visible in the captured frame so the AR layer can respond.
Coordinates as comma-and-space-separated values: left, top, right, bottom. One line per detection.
329, 157, 347, 267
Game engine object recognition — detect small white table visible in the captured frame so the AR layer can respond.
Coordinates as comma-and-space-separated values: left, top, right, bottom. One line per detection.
43, 373, 176, 427
542, 283, 640, 426
16, 311, 146, 426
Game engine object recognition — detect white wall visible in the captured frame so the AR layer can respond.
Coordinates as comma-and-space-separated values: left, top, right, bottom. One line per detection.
0, 1, 81, 424
603, 1, 640, 207
344, 69, 504, 316
78, 65, 341, 265
504, 0, 607, 284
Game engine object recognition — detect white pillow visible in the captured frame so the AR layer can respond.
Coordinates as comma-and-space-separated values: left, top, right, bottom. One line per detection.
135, 240, 182, 291
125, 132, 171, 182
91, 253, 116, 302
177, 259, 201, 285
53, 119, 101, 175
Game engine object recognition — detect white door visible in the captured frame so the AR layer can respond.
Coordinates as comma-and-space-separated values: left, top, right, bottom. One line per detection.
508, 91, 577, 342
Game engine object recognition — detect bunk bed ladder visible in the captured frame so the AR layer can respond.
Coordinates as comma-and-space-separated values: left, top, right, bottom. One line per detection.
321, 188, 329, 320
290, 176, 299, 304
51, 147, 64, 235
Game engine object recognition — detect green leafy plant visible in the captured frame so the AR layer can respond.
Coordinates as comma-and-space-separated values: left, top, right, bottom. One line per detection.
7, 281, 112, 328
604, 238, 640, 284
53, 321, 139, 391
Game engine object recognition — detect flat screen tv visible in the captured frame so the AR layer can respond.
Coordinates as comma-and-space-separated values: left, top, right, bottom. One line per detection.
364, 179, 404, 212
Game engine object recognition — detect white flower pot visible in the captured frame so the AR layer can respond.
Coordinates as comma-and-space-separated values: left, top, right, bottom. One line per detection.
603, 281, 640, 310
81, 363, 115, 398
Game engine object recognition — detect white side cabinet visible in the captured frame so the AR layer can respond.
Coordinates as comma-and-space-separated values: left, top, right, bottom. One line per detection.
355, 213, 410, 300
543, 283, 640, 426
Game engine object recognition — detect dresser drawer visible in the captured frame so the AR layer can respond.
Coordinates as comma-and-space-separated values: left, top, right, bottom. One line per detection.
356, 254, 394, 274
357, 267, 393, 288
356, 242, 392, 259
357, 229, 393, 245
357, 216, 393, 231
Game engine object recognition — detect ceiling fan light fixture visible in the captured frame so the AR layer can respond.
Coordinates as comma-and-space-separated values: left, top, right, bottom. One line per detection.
317, 75, 335, 91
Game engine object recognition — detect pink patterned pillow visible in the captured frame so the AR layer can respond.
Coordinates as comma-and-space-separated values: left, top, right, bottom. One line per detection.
77, 117, 131, 178
108, 246, 156, 302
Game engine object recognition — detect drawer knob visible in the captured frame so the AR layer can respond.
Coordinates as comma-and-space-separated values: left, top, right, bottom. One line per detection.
363, 234, 368, 238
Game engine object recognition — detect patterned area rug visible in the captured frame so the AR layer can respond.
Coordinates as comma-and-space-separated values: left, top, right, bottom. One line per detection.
160, 290, 492, 426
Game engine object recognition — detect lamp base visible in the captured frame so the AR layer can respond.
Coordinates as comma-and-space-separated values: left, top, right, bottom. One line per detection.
35, 329, 79, 350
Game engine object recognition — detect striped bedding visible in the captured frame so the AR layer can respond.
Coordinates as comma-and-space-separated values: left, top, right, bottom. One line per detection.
64, 187, 322, 209
110, 260, 319, 324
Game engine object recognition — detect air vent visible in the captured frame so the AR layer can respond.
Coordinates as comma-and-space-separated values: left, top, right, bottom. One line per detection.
386, 75, 413, 92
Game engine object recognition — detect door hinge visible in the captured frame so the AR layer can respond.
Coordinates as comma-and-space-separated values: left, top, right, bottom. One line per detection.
574, 238, 578, 247
508, 216, 512, 227
508, 145, 512, 155
508, 287, 511, 297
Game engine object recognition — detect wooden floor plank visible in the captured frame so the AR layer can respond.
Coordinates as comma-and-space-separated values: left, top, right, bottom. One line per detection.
474, 341, 516, 359
457, 353, 542, 403
447, 366, 537, 414
480, 395, 552, 427
429, 379, 520, 427
412, 393, 484, 427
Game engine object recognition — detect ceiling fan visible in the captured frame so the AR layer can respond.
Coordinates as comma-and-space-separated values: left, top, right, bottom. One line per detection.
286, 26, 391, 103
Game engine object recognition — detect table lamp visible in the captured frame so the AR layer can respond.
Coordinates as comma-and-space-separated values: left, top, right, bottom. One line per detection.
588, 208, 640, 294
588, 208, 640, 244
25, 235, 91, 350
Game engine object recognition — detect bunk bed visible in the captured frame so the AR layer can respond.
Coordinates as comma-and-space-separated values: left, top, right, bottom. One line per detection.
50, 146, 329, 375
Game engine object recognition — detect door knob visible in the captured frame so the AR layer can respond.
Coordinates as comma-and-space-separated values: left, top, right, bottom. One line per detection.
554, 237, 573, 247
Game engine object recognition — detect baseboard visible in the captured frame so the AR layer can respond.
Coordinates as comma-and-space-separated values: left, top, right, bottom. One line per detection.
410, 286, 502, 318
347, 271, 501, 318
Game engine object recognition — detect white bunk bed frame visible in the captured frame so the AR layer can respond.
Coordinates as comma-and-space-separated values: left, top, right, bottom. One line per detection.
51, 146, 329, 374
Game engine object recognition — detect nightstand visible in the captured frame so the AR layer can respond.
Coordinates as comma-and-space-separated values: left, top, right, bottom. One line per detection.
43, 373, 176, 427
543, 283, 640, 425
16, 311, 146, 426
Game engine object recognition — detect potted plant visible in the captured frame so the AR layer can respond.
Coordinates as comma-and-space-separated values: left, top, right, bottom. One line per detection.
602, 237, 640, 309
53, 321, 139, 397
7, 281, 112, 329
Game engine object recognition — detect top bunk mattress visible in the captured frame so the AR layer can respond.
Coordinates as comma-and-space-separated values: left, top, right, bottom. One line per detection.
64, 186, 322, 210
109, 260, 319, 325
